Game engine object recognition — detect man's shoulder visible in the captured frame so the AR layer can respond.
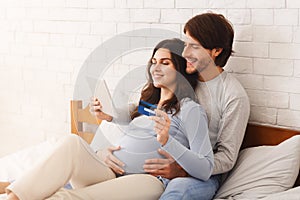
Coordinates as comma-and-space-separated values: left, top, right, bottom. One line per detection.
195, 71, 249, 103
221, 71, 248, 99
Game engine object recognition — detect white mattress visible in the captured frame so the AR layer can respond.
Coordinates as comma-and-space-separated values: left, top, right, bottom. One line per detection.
0, 139, 58, 198
0, 138, 299, 200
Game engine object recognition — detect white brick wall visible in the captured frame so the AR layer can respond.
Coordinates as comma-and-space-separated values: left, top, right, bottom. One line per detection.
235, 74, 264, 90
234, 25, 253, 41
226, 57, 253, 74
251, 9, 273, 25
295, 60, 300, 77
249, 106, 277, 124
290, 94, 300, 110
253, 26, 293, 43
287, 0, 300, 8
161, 9, 193, 24
253, 59, 293, 76
208, 0, 247, 9
270, 43, 300, 59
234, 42, 269, 58
247, 0, 285, 8
274, 9, 298, 25
264, 76, 300, 93
0, 0, 300, 156
227, 9, 251, 24
130, 9, 160, 23
247, 90, 289, 108
278, 109, 300, 127
146, 0, 174, 8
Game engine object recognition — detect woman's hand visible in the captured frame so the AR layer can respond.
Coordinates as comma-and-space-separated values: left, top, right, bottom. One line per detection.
150, 109, 171, 146
96, 146, 125, 175
90, 97, 113, 122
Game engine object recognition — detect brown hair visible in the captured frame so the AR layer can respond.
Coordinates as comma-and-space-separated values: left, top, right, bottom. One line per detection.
184, 13, 234, 67
131, 38, 198, 119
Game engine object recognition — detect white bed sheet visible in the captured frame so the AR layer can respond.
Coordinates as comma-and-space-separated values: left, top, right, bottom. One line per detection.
0, 137, 299, 200
0, 139, 59, 199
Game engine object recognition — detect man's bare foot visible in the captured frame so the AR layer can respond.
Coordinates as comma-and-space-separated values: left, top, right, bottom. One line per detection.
0, 182, 10, 194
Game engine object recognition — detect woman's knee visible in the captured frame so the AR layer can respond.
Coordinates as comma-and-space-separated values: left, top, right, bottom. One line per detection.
54, 134, 83, 155
61, 134, 81, 146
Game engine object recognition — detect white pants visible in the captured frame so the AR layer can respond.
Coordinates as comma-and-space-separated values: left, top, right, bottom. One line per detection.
7, 135, 164, 200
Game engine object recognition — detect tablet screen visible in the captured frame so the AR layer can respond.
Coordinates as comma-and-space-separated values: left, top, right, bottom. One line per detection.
94, 80, 116, 116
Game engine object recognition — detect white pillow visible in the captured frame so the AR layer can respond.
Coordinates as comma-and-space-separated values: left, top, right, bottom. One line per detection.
260, 186, 300, 200
215, 135, 300, 200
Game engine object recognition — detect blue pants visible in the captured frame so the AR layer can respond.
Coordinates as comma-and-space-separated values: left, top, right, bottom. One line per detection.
159, 175, 221, 200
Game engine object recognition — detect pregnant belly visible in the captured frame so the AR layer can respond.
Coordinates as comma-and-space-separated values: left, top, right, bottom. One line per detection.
113, 134, 165, 174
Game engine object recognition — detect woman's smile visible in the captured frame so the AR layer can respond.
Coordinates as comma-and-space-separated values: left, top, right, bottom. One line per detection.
152, 73, 164, 79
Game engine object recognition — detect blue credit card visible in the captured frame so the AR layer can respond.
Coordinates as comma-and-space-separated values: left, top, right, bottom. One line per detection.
138, 100, 157, 116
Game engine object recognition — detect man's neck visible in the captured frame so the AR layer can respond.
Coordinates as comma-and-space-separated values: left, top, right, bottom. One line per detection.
198, 66, 224, 82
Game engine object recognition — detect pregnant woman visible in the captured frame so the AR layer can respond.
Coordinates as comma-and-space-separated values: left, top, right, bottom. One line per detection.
4, 38, 213, 200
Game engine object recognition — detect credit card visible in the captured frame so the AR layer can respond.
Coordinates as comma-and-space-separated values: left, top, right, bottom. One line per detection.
138, 100, 157, 116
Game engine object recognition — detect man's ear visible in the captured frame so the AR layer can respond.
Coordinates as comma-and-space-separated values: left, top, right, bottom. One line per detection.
212, 48, 223, 57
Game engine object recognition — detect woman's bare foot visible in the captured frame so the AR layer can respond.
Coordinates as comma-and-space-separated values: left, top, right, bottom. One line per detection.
0, 182, 10, 194
6, 192, 20, 200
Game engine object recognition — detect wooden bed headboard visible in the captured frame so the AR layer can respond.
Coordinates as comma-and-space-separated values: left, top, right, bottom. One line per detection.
70, 100, 300, 187
242, 124, 300, 149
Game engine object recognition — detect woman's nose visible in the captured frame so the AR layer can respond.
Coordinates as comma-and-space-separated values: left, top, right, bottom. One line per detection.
152, 63, 161, 70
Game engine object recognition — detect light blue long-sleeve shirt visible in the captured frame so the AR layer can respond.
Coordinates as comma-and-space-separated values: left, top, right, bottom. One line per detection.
113, 98, 214, 181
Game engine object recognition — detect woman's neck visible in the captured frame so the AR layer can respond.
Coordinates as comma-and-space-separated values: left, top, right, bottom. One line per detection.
158, 88, 174, 107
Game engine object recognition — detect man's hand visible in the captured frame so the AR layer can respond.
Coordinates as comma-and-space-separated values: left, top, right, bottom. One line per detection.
97, 146, 125, 175
143, 149, 188, 179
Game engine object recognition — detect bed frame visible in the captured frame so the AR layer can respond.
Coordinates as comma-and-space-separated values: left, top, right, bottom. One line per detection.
70, 100, 300, 187
70, 100, 101, 144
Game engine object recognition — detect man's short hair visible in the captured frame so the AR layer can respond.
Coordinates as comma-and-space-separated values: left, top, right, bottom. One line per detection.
184, 13, 234, 67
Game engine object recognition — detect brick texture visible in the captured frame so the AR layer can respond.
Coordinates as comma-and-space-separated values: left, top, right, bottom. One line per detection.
0, 0, 300, 156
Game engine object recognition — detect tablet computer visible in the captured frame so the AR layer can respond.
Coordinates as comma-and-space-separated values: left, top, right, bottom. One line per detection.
94, 79, 116, 116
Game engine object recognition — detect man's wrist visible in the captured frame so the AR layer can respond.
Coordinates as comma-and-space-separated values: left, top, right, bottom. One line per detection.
176, 164, 188, 177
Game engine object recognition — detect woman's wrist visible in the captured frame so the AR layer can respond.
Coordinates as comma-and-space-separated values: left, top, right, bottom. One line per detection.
106, 115, 113, 122
159, 135, 169, 146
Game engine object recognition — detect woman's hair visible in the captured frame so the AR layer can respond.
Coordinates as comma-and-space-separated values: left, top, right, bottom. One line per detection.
184, 12, 234, 67
131, 38, 198, 119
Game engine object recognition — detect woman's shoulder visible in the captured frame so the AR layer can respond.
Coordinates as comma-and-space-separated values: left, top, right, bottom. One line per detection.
180, 98, 205, 113
177, 98, 207, 123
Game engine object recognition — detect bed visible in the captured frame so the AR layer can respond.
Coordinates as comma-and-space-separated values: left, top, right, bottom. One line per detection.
241, 123, 300, 187
214, 124, 300, 199
71, 100, 300, 199
0, 100, 299, 199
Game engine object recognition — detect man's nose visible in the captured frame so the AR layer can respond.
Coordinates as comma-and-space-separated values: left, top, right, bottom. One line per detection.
182, 46, 190, 58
